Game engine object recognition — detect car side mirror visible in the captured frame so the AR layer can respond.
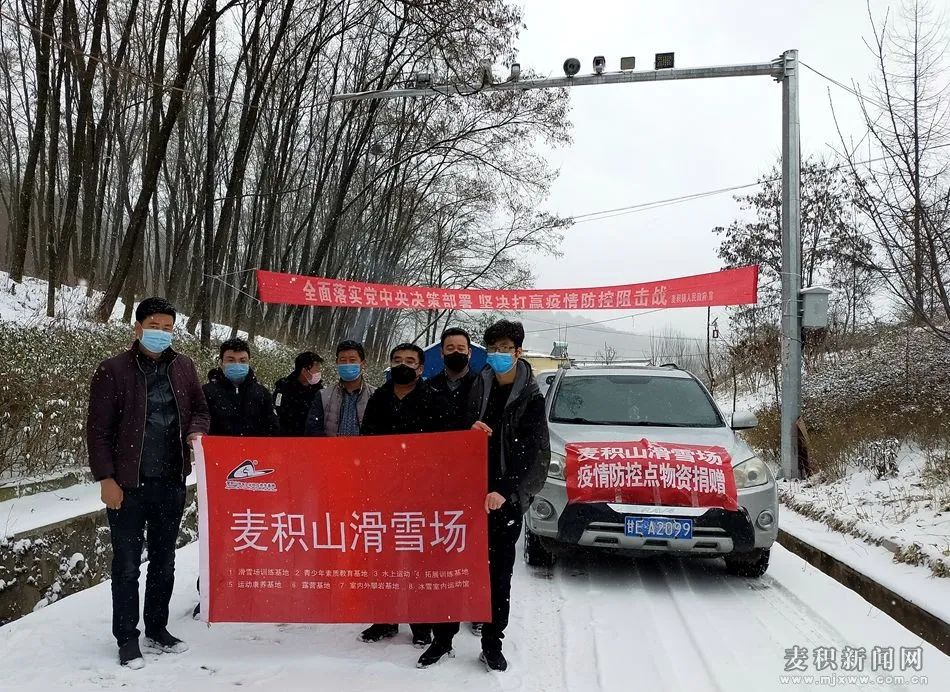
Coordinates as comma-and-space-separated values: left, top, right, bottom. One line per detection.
731, 410, 758, 430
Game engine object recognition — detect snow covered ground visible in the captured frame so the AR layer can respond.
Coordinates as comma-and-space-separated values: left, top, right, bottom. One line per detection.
0, 270, 278, 347
780, 507, 950, 625
0, 473, 198, 539
1, 540, 947, 691
780, 447, 950, 579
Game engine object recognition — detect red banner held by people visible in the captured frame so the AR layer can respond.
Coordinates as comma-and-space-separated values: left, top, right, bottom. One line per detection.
565, 440, 738, 511
195, 432, 492, 624
255, 265, 759, 310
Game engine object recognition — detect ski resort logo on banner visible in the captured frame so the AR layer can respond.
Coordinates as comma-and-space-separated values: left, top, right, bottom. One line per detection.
225, 459, 277, 492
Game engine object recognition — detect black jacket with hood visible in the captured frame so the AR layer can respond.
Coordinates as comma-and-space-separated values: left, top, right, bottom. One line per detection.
465, 359, 551, 514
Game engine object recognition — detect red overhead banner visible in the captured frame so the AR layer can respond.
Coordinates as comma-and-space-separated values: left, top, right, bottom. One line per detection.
565, 440, 738, 511
256, 265, 759, 310
195, 432, 491, 624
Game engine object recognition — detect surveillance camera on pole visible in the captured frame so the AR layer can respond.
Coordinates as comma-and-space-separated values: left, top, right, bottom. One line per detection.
509, 62, 521, 81
593, 56, 606, 75
329, 49, 803, 480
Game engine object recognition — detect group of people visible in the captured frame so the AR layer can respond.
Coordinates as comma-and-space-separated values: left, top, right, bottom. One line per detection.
87, 297, 550, 673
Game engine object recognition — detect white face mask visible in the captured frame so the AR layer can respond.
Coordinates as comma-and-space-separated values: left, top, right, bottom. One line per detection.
308, 372, 322, 386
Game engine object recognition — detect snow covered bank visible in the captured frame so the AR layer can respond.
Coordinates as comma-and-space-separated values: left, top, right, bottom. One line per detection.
1, 540, 948, 691
0, 474, 200, 625
779, 507, 950, 626
0, 272, 294, 484
1, 473, 197, 539
779, 446, 950, 579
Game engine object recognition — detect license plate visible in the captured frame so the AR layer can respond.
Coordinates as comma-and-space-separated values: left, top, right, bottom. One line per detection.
625, 516, 693, 539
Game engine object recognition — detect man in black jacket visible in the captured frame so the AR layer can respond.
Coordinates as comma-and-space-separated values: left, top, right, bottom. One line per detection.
273, 351, 323, 435
359, 342, 438, 648
428, 327, 478, 431
204, 338, 279, 437
425, 327, 484, 637
195, 337, 279, 618
418, 320, 550, 673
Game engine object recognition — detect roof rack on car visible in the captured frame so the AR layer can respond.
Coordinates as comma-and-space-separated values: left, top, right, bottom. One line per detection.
659, 362, 679, 369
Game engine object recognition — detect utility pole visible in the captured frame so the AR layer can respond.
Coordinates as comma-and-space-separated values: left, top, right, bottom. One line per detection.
200, 0, 216, 349
330, 52, 803, 479
779, 49, 801, 480
706, 306, 713, 389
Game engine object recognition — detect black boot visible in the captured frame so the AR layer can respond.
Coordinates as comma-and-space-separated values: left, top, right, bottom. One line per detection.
480, 649, 508, 672
144, 628, 189, 654
118, 639, 145, 669
359, 624, 399, 643
410, 624, 433, 648
416, 640, 455, 668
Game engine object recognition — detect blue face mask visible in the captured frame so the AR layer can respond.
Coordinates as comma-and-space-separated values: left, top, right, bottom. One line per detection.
337, 363, 362, 382
486, 352, 515, 374
140, 329, 173, 354
223, 363, 250, 383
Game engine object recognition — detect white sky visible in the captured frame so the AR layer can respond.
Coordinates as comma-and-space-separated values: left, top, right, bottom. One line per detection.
512, 0, 896, 355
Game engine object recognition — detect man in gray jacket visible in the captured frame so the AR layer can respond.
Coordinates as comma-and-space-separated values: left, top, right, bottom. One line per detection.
305, 340, 374, 436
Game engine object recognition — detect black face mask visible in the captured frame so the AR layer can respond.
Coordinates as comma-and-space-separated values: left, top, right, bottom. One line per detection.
443, 351, 469, 373
390, 364, 417, 385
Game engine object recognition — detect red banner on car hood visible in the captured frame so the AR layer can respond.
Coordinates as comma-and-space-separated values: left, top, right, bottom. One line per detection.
195, 432, 491, 624
256, 266, 758, 310
565, 440, 738, 511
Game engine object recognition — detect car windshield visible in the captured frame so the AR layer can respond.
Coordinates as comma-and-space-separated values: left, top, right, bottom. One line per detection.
550, 374, 723, 428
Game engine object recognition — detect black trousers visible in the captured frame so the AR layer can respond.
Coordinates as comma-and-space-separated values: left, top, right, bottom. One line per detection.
107, 478, 186, 646
433, 505, 523, 651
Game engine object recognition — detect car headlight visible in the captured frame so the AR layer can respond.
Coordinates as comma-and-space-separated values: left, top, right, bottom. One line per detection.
548, 451, 566, 480
733, 456, 770, 489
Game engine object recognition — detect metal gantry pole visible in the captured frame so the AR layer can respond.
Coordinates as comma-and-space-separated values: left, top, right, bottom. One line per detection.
330, 54, 802, 477
780, 49, 802, 480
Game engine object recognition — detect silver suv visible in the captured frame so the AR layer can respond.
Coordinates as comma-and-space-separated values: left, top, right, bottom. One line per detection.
524, 364, 778, 577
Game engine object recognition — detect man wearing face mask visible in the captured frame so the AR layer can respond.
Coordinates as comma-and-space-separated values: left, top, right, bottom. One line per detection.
428, 327, 478, 431
424, 327, 488, 637
193, 337, 279, 618
358, 343, 438, 647
86, 298, 210, 669
418, 319, 550, 673
204, 338, 279, 437
274, 351, 324, 436
305, 340, 374, 436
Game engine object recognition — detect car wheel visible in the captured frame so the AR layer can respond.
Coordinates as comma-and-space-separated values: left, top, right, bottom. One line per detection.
725, 547, 770, 578
524, 528, 556, 567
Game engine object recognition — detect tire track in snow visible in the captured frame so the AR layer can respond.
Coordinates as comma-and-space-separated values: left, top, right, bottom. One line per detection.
724, 573, 912, 692
507, 539, 572, 692
552, 556, 606, 692
631, 557, 728, 692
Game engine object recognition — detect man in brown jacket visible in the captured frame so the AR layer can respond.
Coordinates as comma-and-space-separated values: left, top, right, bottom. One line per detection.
86, 297, 209, 669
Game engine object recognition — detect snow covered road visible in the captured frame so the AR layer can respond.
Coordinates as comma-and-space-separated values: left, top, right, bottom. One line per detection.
1, 540, 947, 691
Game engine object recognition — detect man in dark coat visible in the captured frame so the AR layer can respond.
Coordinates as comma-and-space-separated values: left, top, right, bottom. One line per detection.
273, 351, 323, 435
426, 327, 484, 636
87, 297, 210, 669
358, 342, 439, 648
203, 338, 279, 437
419, 320, 550, 673
427, 327, 479, 432
194, 337, 279, 618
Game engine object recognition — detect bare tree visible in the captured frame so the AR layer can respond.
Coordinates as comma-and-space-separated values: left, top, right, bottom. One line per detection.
595, 342, 618, 365
833, 0, 950, 340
